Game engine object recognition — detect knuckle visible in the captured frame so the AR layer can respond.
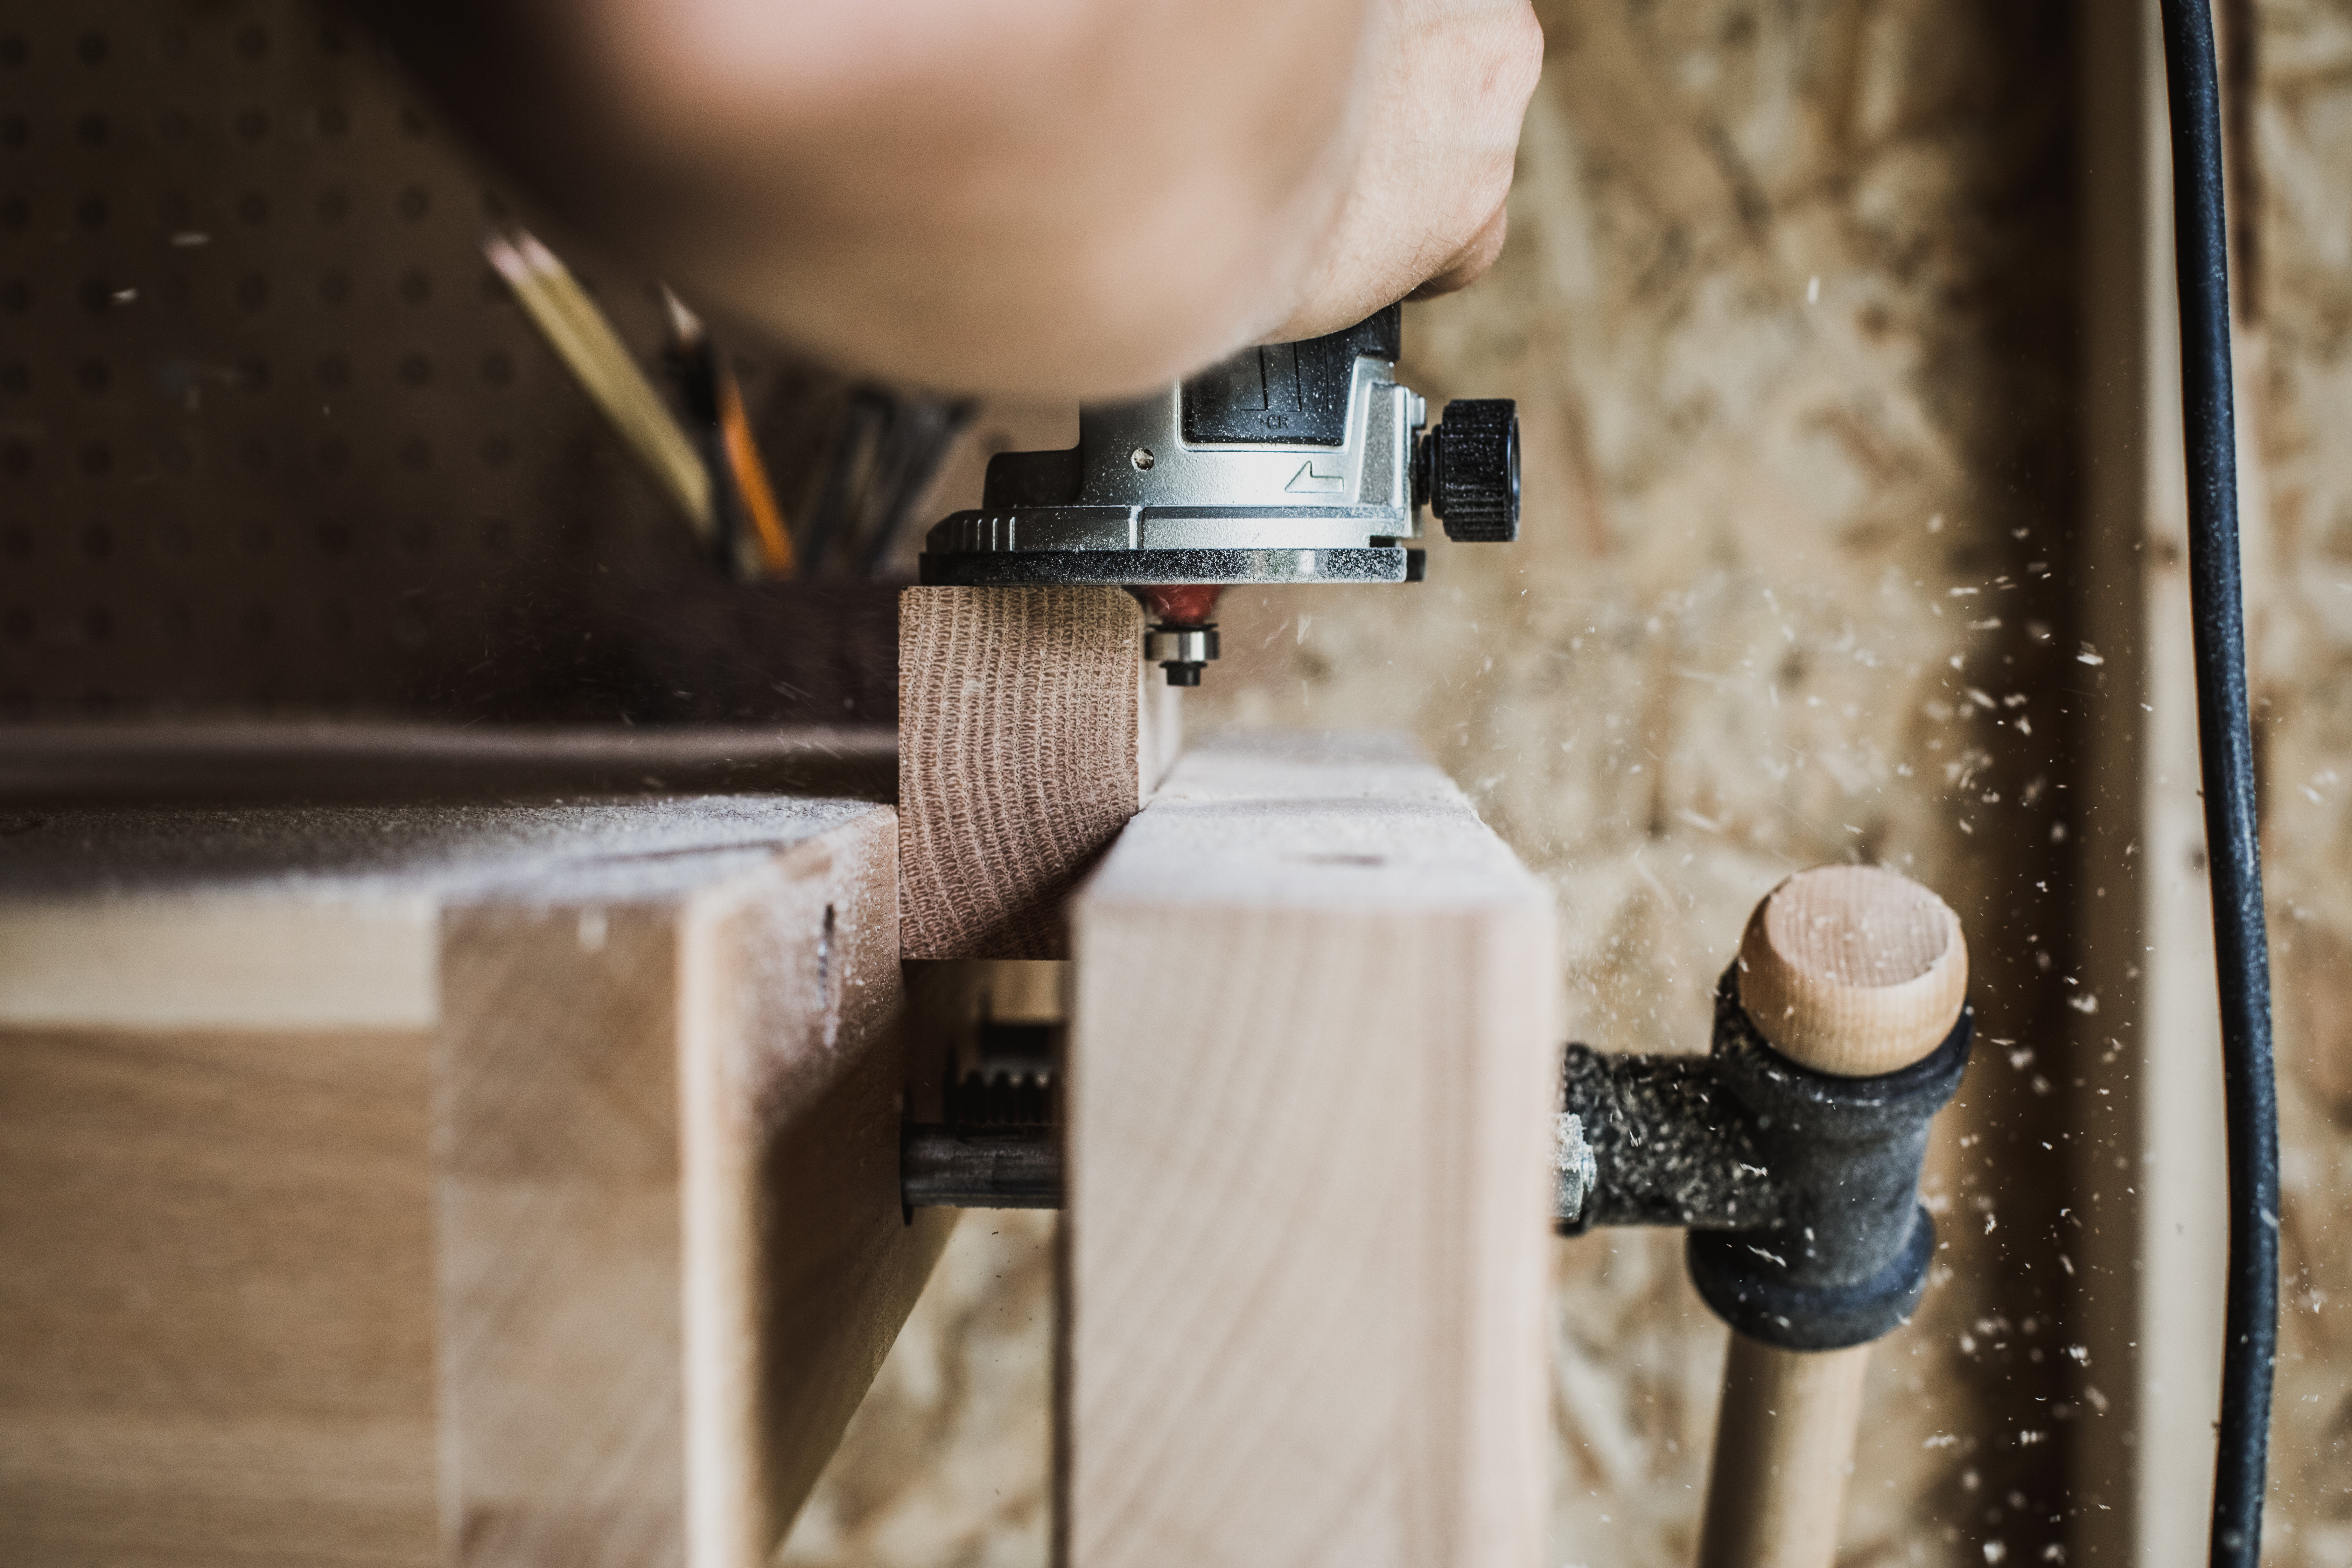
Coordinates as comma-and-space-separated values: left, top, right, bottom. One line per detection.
1502, 7, 1546, 91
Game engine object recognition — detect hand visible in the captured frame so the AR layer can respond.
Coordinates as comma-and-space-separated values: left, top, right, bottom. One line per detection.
360, 0, 1544, 396
1264, 0, 1545, 345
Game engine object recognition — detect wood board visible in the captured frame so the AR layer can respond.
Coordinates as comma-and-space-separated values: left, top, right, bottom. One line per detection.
2075, 3, 2251, 1556
0, 1020, 442, 1568
0, 721, 896, 808
1061, 731, 1558, 1568
0, 794, 949, 1568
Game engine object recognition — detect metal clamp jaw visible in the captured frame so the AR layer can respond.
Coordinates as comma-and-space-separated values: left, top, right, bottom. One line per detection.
897, 864, 1966, 1568
904, 866, 1969, 1361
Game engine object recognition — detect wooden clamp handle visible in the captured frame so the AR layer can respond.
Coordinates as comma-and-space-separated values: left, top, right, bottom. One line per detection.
1734, 862, 1968, 1079
1698, 864, 1968, 1568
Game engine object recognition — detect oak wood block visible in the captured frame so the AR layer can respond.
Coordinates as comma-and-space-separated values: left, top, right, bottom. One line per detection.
0, 795, 950, 1568
899, 586, 1172, 961
1063, 732, 1558, 1568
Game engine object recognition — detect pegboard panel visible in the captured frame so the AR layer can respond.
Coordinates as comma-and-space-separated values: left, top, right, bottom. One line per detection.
0, 0, 897, 724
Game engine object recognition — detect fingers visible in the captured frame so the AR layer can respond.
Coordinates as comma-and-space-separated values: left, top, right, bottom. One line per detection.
371, 0, 1378, 398
1408, 202, 1512, 301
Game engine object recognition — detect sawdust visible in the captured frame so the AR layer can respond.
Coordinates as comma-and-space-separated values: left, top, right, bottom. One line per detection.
0, 796, 876, 905
786, 1, 2352, 1560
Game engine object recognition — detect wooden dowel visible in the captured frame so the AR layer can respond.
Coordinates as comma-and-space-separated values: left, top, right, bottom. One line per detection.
1697, 1334, 1870, 1568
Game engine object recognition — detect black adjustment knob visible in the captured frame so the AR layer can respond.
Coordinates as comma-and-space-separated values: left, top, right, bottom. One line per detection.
1415, 399, 1520, 542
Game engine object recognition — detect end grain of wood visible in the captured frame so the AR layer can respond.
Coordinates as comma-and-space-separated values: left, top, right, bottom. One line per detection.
1736, 864, 1969, 1078
1700, 864, 1971, 1568
0, 795, 948, 1568
898, 588, 1159, 960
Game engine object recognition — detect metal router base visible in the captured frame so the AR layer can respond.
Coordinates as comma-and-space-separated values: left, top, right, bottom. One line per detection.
915, 306, 1509, 599
916, 545, 1413, 588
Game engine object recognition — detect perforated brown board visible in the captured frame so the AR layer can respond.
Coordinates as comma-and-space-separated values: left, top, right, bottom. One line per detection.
0, 0, 896, 725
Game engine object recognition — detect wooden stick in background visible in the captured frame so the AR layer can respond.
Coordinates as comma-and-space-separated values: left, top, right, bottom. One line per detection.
716, 364, 796, 576
484, 226, 715, 543
665, 286, 796, 580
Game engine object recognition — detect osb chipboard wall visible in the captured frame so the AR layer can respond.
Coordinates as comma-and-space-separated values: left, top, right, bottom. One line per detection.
2246, 1, 2352, 1559
1209, 4, 2087, 1561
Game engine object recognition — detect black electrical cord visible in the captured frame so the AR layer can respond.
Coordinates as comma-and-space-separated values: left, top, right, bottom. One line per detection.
2155, 4, 2278, 1563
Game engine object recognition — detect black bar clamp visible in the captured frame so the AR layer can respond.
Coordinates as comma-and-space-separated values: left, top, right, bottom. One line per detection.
904, 865, 1972, 1363
1558, 970, 1970, 1351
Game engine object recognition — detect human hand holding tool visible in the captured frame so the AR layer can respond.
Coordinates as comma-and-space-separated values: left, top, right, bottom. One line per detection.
357, 0, 1544, 398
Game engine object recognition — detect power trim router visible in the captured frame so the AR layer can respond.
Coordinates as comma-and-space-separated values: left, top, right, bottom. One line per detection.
918, 305, 1521, 682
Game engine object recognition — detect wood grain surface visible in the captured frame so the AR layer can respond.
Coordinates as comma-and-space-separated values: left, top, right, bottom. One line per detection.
898, 587, 1167, 960
1062, 732, 1558, 1568
1696, 1337, 1870, 1568
1734, 863, 1968, 1077
0, 796, 948, 1568
1701, 865, 1967, 1568
437, 900, 692, 1568
2075, 1, 2246, 1555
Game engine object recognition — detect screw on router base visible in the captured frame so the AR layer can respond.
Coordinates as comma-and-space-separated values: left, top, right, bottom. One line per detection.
1144, 623, 1219, 686
1415, 398, 1522, 543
